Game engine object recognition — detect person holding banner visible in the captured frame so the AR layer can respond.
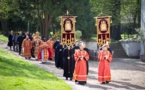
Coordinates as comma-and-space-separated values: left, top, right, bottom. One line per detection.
73, 42, 89, 85
98, 44, 112, 84
63, 46, 74, 80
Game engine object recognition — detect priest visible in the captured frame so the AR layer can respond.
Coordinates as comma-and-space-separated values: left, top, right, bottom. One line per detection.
73, 42, 89, 85
38, 38, 49, 63
98, 44, 112, 84
63, 46, 75, 80
53, 37, 60, 67
7, 31, 13, 50
56, 42, 64, 68
33, 32, 42, 60
46, 38, 54, 60
22, 35, 32, 59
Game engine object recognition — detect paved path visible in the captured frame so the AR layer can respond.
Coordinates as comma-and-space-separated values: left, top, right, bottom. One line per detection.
0, 42, 145, 90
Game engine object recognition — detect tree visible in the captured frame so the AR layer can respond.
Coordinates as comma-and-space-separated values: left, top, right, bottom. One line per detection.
0, 0, 19, 34
89, 0, 141, 40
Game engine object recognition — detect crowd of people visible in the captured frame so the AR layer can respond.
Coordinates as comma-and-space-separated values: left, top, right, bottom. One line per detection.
7, 30, 113, 85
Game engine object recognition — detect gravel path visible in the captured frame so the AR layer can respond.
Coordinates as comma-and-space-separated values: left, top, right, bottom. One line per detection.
1, 42, 145, 90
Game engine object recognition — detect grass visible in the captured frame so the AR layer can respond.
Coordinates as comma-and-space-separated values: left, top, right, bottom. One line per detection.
0, 34, 8, 42
91, 36, 97, 41
0, 49, 71, 90
91, 34, 138, 43
121, 34, 137, 39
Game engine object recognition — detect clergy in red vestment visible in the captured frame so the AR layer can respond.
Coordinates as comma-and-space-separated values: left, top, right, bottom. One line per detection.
46, 38, 54, 60
22, 35, 32, 59
98, 44, 112, 84
73, 42, 89, 85
32, 33, 42, 60
38, 39, 49, 64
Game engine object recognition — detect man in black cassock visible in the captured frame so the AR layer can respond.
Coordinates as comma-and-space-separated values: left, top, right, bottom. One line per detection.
53, 37, 60, 50
73, 40, 80, 52
56, 43, 64, 69
17, 31, 24, 55
63, 46, 75, 80
7, 31, 13, 50
53, 37, 60, 67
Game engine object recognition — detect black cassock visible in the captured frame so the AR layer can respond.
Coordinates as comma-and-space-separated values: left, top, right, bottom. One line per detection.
56, 45, 64, 68
63, 47, 75, 80
7, 34, 13, 47
17, 35, 24, 55
53, 41, 60, 67
53, 41, 60, 50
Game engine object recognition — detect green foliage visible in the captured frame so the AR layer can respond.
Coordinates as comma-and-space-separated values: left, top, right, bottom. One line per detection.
0, 34, 8, 42
89, 0, 140, 40
0, 0, 141, 40
76, 30, 82, 40
135, 28, 145, 41
0, 49, 71, 90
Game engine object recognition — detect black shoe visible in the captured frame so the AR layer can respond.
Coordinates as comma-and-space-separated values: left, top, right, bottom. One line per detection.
101, 82, 106, 84
70, 78, 72, 81
66, 77, 68, 80
42, 62, 46, 64
75, 80, 78, 82
106, 81, 109, 84
78, 82, 85, 85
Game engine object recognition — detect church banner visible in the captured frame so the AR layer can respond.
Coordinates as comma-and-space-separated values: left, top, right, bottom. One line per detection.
95, 16, 111, 47
60, 16, 77, 47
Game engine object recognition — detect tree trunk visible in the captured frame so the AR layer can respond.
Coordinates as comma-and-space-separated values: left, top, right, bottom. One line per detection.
137, 0, 141, 27
111, 0, 121, 40
0, 19, 8, 35
44, 11, 52, 40
44, 11, 48, 40
111, 25, 121, 40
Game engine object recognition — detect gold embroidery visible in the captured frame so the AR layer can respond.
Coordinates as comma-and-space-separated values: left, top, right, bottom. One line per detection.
98, 76, 111, 78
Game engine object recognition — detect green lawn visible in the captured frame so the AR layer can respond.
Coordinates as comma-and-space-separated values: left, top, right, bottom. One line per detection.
0, 49, 71, 90
121, 34, 137, 39
0, 34, 8, 42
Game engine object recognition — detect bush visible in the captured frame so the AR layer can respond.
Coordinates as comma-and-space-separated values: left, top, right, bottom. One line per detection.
76, 30, 82, 40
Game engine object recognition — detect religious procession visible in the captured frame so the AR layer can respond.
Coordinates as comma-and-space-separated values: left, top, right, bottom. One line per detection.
1, 0, 145, 90
7, 14, 113, 86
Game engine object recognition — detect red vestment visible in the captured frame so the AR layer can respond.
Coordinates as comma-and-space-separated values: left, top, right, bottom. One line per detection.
33, 38, 42, 57
22, 39, 32, 57
37, 42, 49, 60
73, 50, 89, 82
46, 40, 54, 58
98, 51, 112, 82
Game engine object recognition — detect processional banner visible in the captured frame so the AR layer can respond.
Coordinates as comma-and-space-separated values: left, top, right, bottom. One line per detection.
60, 16, 77, 47
95, 16, 111, 47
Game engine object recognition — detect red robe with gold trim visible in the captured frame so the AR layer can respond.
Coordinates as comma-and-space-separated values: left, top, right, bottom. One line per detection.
46, 40, 54, 59
98, 51, 112, 82
22, 39, 32, 57
73, 50, 89, 82
37, 42, 49, 61
33, 38, 42, 57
